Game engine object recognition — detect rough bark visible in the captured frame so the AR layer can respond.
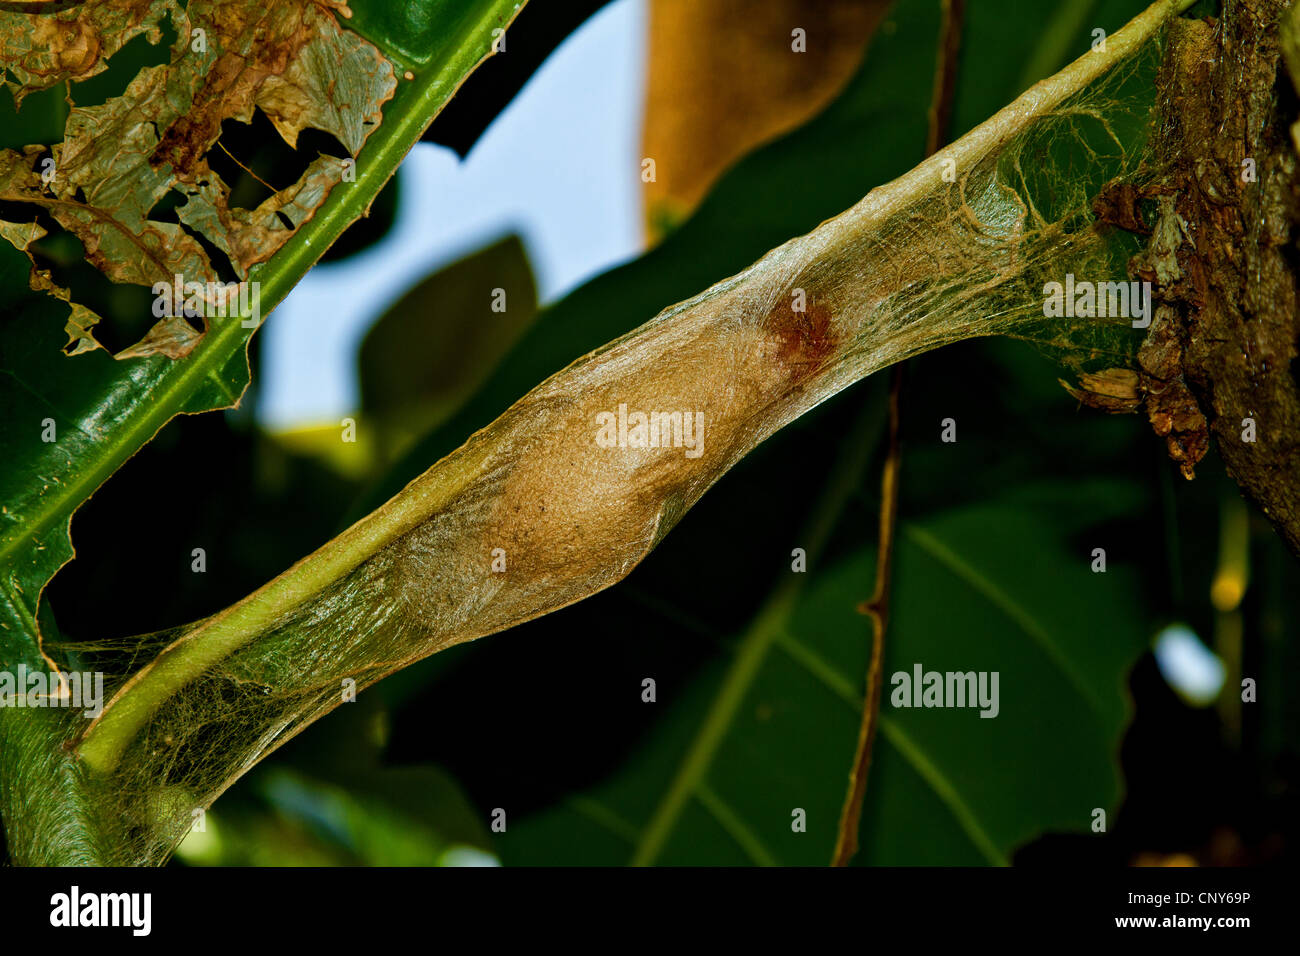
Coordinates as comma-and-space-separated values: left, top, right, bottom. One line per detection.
1150, 0, 1300, 551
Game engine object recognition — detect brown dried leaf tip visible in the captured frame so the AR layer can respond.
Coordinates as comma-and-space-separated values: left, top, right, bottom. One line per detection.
1060, 368, 1142, 414
0, 0, 396, 359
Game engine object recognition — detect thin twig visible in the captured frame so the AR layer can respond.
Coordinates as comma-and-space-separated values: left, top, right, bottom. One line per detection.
831, 363, 904, 866
831, 0, 965, 868
924, 0, 965, 157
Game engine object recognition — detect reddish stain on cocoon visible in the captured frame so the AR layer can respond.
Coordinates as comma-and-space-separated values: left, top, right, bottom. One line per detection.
764, 297, 838, 380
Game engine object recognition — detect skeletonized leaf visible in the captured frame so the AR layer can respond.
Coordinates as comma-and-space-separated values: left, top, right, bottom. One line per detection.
0, 0, 395, 358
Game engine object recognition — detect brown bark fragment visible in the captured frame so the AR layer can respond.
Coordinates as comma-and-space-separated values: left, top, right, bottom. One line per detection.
1137, 303, 1210, 479
1093, 181, 1151, 235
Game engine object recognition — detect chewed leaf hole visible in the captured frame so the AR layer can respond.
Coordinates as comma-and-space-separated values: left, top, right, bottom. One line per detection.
70, 17, 179, 110
143, 192, 240, 284
25, 217, 156, 352
205, 109, 350, 213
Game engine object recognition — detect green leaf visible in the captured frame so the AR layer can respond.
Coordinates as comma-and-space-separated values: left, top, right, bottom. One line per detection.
0, 0, 529, 667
